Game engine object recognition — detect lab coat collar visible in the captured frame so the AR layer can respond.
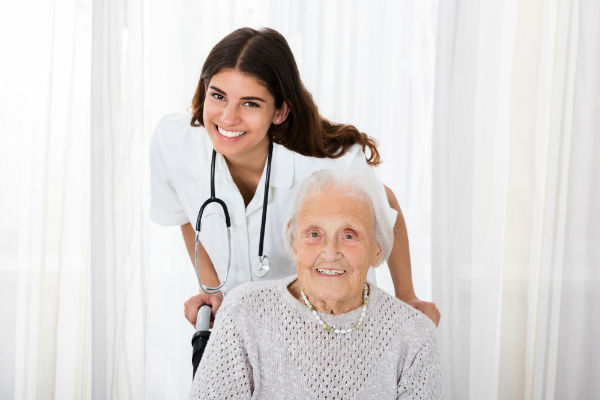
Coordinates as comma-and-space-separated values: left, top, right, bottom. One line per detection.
269, 142, 294, 189
213, 142, 294, 190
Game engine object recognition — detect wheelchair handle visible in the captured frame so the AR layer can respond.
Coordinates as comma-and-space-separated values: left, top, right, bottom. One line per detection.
195, 304, 212, 331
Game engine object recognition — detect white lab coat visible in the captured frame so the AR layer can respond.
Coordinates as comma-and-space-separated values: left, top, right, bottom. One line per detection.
150, 113, 395, 291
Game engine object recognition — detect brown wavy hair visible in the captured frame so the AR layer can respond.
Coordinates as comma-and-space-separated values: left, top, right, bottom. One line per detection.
191, 27, 381, 166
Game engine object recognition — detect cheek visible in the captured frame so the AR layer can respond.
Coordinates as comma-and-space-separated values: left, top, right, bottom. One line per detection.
248, 112, 272, 131
203, 101, 216, 121
346, 244, 375, 269
295, 243, 319, 267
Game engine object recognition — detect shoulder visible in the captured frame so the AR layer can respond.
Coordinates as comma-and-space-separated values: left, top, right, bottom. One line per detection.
293, 143, 364, 167
152, 113, 193, 140
155, 112, 190, 129
291, 144, 368, 180
150, 113, 213, 176
151, 113, 209, 151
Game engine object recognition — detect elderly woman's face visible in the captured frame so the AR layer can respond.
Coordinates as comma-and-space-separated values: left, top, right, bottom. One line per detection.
292, 187, 381, 307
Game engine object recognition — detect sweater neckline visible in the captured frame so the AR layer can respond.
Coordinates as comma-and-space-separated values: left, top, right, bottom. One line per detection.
276, 275, 379, 328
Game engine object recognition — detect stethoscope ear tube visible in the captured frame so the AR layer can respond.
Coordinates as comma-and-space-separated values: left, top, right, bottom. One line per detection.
195, 149, 231, 231
195, 198, 231, 231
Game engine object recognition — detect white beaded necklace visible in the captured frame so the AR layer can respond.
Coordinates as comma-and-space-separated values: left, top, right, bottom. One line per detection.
300, 282, 369, 334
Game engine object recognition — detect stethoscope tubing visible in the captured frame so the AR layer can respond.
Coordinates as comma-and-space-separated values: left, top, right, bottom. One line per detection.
194, 142, 273, 294
257, 141, 273, 262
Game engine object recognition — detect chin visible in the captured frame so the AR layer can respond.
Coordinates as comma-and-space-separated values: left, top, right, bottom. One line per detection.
209, 136, 246, 156
211, 143, 238, 157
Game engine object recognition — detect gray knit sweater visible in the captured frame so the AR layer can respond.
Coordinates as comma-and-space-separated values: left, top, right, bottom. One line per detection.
190, 276, 443, 399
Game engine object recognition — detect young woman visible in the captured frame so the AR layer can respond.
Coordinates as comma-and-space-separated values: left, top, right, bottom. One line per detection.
150, 27, 440, 326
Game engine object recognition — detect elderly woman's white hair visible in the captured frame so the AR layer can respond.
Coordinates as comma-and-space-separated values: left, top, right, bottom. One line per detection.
282, 168, 394, 266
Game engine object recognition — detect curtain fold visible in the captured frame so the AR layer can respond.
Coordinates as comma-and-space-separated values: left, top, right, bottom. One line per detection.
554, 0, 600, 397
91, 0, 147, 398
0, 0, 92, 398
432, 0, 599, 398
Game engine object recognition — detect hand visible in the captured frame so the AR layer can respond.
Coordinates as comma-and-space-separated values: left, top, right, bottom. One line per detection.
405, 298, 441, 326
184, 291, 224, 327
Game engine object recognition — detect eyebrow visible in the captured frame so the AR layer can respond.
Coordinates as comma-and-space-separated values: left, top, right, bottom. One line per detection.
208, 85, 266, 103
301, 223, 363, 233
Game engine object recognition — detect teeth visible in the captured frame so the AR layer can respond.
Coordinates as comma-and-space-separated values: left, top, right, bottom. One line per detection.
218, 126, 246, 137
317, 269, 345, 275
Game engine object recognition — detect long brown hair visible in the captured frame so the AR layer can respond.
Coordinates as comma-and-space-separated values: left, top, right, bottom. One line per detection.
191, 27, 381, 166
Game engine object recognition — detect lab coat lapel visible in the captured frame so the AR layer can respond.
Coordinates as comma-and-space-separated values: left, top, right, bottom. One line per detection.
245, 143, 294, 217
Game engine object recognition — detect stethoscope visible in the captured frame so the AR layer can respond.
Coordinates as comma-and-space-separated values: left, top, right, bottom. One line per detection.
194, 142, 273, 294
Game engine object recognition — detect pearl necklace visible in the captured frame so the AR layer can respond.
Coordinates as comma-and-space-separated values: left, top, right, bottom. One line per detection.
300, 283, 369, 334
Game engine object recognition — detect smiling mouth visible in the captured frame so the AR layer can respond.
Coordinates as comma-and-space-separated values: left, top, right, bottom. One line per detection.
316, 268, 346, 276
217, 125, 247, 138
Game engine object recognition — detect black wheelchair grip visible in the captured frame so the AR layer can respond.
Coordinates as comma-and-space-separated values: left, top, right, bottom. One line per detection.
191, 330, 211, 378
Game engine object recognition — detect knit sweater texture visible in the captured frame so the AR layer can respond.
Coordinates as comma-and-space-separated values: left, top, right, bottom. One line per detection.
190, 276, 443, 399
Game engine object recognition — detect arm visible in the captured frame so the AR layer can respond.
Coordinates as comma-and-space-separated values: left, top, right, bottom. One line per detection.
181, 222, 224, 326
149, 119, 224, 325
384, 186, 441, 326
396, 327, 443, 399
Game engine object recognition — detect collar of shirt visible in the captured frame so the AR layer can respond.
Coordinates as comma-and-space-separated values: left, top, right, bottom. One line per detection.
213, 142, 295, 217
213, 142, 294, 190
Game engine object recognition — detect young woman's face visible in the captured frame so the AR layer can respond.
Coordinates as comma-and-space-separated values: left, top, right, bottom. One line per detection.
203, 68, 286, 160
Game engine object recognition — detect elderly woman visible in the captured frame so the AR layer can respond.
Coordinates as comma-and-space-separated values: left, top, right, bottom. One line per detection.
190, 169, 442, 399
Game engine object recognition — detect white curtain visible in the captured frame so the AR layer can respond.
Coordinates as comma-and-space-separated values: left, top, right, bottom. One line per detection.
553, 0, 600, 397
0, 0, 92, 398
91, 0, 147, 398
432, 0, 600, 398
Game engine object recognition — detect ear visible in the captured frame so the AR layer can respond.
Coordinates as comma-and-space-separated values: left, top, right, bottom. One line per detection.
372, 244, 383, 267
286, 221, 295, 251
272, 101, 290, 125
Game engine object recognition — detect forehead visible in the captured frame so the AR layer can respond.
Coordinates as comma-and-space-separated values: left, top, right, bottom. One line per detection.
209, 69, 272, 97
297, 188, 374, 229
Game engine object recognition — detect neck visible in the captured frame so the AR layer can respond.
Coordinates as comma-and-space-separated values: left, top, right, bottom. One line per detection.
288, 280, 364, 315
224, 138, 270, 177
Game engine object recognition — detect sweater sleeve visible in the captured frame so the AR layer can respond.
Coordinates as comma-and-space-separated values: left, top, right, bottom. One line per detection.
396, 319, 444, 399
189, 299, 253, 400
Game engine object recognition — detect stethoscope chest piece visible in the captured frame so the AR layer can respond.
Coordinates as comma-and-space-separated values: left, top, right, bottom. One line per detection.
252, 255, 270, 278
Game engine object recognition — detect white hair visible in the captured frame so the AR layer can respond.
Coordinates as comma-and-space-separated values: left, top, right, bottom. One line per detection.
282, 169, 394, 266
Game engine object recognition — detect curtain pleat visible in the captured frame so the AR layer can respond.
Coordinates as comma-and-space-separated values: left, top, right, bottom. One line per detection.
433, 0, 598, 398
91, 0, 147, 398
1, 0, 92, 398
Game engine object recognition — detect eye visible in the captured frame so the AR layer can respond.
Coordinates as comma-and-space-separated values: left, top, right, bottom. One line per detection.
211, 93, 225, 101
310, 231, 320, 238
342, 230, 358, 241
242, 101, 260, 108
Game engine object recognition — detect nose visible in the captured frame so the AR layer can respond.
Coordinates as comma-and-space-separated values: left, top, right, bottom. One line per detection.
320, 238, 341, 262
221, 102, 240, 125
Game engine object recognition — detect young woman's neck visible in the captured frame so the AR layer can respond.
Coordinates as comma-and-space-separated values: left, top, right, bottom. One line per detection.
224, 138, 270, 206
224, 138, 270, 176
